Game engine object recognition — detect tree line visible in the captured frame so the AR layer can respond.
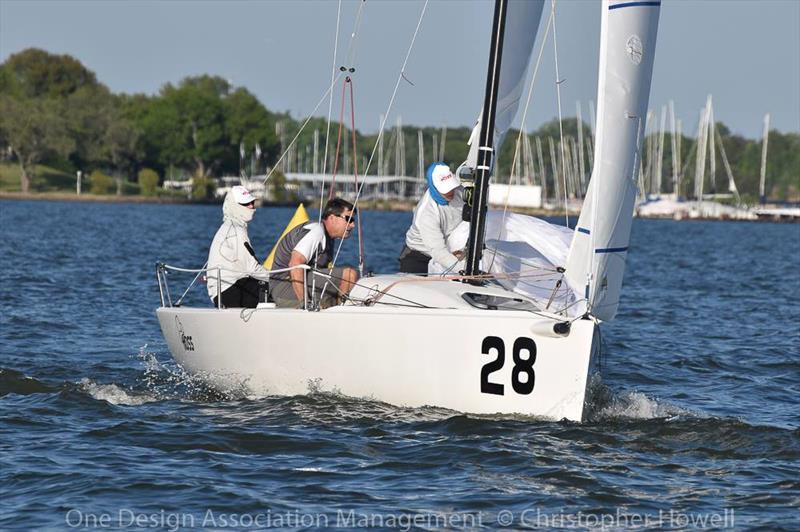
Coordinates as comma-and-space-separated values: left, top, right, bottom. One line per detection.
1, 48, 797, 201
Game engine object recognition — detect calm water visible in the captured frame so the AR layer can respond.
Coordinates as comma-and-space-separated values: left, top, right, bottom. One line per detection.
1, 199, 798, 530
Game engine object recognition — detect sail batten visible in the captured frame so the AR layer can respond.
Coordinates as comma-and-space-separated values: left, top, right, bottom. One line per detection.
565, 0, 661, 322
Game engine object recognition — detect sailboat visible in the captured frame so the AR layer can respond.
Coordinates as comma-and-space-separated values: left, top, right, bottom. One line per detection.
155, 0, 661, 422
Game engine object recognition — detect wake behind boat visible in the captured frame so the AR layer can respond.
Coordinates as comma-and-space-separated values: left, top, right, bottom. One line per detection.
156, 0, 661, 422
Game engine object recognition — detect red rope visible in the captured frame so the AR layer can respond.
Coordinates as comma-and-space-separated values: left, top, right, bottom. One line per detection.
347, 78, 365, 266
328, 78, 349, 199
327, 76, 366, 269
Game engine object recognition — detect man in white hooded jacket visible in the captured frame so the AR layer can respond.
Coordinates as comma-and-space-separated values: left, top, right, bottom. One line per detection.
207, 186, 268, 307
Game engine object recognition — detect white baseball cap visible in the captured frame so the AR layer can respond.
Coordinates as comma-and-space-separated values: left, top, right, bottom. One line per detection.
431, 164, 460, 194
230, 185, 255, 204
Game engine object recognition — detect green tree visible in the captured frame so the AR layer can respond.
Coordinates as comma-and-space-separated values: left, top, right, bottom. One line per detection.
137, 168, 159, 196
159, 75, 230, 177
0, 48, 98, 99
270, 170, 287, 202
89, 169, 113, 194
191, 173, 216, 200
128, 93, 182, 176
224, 87, 279, 172
0, 95, 74, 192
65, 88, 140, 189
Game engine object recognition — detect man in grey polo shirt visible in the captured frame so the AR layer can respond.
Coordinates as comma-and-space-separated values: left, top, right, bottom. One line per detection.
269, 198, 359, 308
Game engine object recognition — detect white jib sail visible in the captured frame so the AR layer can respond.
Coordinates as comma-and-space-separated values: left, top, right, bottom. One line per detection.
466, 0, 545, 170
565, 0, 661, 322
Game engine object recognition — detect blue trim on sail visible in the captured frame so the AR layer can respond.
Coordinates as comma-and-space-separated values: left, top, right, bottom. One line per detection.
577, 227, 591, 235
609, 1, 661, 10
595, 246, 629, 253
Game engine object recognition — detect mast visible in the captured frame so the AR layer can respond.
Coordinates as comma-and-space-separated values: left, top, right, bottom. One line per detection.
759, 113, 770, 203
669, 100, 678, 198
465, 0, 509, 278
694, 106, 708, 200
708, 98, 716, 193
576, 102, 587, 192
656, 105, 667, 195
536, 136, 547, 202
313, 129, 320, 175
417, 130, 424, 180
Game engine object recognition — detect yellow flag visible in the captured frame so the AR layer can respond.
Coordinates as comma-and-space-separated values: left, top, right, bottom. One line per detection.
263, 203, 310, 269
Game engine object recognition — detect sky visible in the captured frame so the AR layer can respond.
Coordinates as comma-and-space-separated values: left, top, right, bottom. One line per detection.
1, 0, 799, 140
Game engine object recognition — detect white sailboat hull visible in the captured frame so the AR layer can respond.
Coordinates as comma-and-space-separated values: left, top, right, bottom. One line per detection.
157, 278, 598, 421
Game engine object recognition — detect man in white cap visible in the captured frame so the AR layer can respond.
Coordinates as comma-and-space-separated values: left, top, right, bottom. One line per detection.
399, 162, 465, 274
207, 185, 268, 307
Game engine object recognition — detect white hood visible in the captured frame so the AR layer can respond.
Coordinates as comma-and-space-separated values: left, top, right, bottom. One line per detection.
222, 191, 254, 226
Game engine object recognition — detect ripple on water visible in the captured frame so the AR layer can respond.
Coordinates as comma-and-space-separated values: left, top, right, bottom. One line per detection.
1, 203, 798, 527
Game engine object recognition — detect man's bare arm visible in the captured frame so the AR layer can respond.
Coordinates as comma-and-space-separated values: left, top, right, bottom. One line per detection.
288, 251, 308, 301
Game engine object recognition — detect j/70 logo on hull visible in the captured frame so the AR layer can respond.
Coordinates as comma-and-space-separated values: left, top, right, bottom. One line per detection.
481, 336, 536, 395
174, 316, 195, 352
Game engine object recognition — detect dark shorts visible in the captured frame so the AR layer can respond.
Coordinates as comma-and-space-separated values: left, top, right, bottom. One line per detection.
212, 277, 267, 308
398, 245, 431, 274
270, 266, 351, 309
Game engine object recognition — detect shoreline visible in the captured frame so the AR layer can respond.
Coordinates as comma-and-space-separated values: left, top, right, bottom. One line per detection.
0, 192, 567, 217
2, 192, 795, 222
0, 191, 197, 204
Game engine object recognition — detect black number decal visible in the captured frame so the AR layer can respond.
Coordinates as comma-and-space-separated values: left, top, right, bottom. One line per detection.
480, 336, 505, 395
481, 336, 537, 395
511, 337, 536, 394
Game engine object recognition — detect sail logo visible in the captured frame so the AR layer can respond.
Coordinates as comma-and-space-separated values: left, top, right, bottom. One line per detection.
626, 35, 643, 65
175, 316, 195, 352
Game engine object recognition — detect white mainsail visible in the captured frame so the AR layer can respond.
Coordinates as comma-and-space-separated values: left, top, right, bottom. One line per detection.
565, 0, 661, 322
466, 0, 545, 170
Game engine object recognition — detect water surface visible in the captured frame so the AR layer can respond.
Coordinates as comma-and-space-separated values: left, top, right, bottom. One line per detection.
1, 200, 798, 529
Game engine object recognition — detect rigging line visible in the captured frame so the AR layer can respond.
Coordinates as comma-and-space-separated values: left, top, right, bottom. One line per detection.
493, 270, 563, 281
487, 245, 561, 272
487, 9, 555, 274
328, 78, 350, 199
313, 271, 433, 308
319, 77, 365, 305
174, 261, 209, 306
485, 304, 566, 321
328, 0, 430, 274
319, 0, 343, 221
311, 1, 367, 308
343, 0, 368, 71
550, 0, 569, 227
351, 300, 435, 309
355, 0, 428, 181
347, 79, 366, 273
314, 0, 345, 306
261, 70, 345, 187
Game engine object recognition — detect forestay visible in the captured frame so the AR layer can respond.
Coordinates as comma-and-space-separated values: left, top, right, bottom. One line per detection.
565, 0, 661, 321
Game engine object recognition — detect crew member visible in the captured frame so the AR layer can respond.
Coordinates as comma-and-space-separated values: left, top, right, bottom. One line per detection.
269, 197, 359, 308
207, 186, 268, 308
399, 162, 464, 274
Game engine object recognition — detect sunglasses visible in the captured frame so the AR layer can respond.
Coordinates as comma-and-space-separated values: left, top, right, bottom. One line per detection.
336, 213, 357, 224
